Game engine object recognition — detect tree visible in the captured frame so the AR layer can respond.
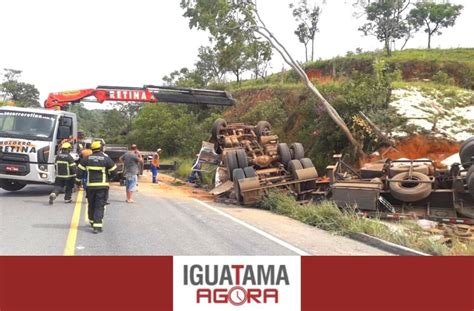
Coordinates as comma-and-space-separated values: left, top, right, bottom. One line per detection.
0, 69, 40, 107
195, 45, 225, 84
408, 2, 463, 49
181, 0, 364, 158
358, 0, 411, 56
162, 67, 206, 87
245, 39, 272, 79
289, 0, 321, 62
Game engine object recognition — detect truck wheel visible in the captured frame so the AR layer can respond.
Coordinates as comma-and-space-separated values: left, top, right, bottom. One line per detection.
0, 181, 26, 192
299, 158, 318, 191
233, 168, 246, 204
460, 138, 474, 168
243, 166, 257, 178
226, 151, 239, 181
290, 143, 304, 160
211, 118, 227, 140
389, 172, 431, 202
236, 149, 249, 168
288, 159, 303, 179
278, 143, 291, 168
467, 169, 474, 199
255, 121, 272, 138
466, 166, 474, 182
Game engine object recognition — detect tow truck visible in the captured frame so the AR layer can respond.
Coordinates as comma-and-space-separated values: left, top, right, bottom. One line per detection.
0, 85, 234, 191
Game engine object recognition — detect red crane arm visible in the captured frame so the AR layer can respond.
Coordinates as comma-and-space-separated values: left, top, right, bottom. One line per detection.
44, 86, 234, 110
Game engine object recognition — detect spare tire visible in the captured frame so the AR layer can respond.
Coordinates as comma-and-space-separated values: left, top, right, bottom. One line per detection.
389, 164, 430, 177
233, 168, 245, 203
255, 121, 272, 138
290, 143, 304, 160
211, 118, 227, 140
467, 173, 474, 199
466, 166, 474, 182
243, 166, 257, 178
288, 159, 303, 179
460, 139, 474, 168
235, 149, 248, 169
225, 151, 239, 181
278, 143, 291, 168
389, 172, 432, 202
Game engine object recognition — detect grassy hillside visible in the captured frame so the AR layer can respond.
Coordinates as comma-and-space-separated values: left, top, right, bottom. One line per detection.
216, 48, 474, 170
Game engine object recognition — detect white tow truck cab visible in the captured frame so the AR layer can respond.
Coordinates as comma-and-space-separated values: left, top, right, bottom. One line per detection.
0, 106, 78, 191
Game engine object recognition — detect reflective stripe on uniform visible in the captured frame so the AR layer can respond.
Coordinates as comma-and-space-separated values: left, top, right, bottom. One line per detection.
78, 164, 86, 170
86, 166, 108, 187
92, 223, 103, 228
55, 160, 75, 178
108, 165, 117, 173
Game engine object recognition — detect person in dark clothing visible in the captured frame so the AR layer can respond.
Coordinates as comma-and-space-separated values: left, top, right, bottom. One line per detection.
76, 141, 117, 234
49, 142, 76, 204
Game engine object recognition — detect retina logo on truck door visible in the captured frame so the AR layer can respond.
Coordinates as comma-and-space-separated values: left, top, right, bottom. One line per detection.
0, 140, 37, 153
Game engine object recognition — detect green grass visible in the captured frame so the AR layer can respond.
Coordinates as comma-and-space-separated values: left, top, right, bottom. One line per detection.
260, 191, 474, 256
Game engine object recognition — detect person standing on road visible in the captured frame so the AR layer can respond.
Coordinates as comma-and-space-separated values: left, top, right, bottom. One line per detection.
49, 142, 76, 204
76, 141, 116, 234
119, 144, 143, 203
150, 148, 161, 184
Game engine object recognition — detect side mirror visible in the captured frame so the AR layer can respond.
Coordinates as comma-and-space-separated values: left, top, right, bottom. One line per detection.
57, 126, 71, 139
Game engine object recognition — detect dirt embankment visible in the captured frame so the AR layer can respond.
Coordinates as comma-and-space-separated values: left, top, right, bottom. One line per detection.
369, 135, 460, 167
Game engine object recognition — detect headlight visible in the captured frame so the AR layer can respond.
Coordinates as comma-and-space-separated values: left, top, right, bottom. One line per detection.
39, 164, 47, 171
40, 173, 48, 179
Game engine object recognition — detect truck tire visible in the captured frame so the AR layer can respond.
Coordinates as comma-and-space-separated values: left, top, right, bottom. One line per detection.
288, 159, 303, 179
255, 121, 271, 138
299, 158, 318, 191
243, 166, 257, 178
278, 143, 291, 168
0, 181, 26, 192
236, 149, 248, 169
467, 173, 474, 199
226, 151, 239, 181
290, 143, 304, 160
466, 166, 474, 182
211, 118, 227, 140
389, 172, 431, 202
233, 168, 246, 204
389, 164, 430, 177
460, 139, 474, 168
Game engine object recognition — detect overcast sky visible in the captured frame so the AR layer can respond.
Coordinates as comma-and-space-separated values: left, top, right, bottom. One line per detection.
0, 0, 472, 107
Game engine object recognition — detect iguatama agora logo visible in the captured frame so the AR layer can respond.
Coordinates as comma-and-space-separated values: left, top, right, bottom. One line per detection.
183, 264, 289, 306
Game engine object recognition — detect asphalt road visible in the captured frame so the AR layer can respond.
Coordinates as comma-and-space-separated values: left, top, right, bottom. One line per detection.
0, 184, 300, 255
0, 181, 390, 256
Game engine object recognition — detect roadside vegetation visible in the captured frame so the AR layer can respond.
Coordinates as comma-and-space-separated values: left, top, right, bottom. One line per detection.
260, 191, 474, 256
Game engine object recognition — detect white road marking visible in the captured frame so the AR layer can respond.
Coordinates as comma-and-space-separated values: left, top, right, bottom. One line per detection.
193, 199, 310, 256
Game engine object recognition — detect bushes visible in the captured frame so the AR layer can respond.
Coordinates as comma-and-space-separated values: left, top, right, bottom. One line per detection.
260, 191, 474, 255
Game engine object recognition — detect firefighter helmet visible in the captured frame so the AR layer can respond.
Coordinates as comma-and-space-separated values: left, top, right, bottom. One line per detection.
61, 142, 72, 149
91, 141, 102, 151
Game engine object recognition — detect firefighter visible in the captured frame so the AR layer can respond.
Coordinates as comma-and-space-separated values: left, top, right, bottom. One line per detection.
76, 141, 117, 234
49, 142, 76, 204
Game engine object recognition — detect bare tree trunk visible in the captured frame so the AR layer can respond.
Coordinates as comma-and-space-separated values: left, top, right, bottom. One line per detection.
427, 34, 431, 49
253, 6, 365, 159
311, 38, 315, 61
304, 43, 308, 63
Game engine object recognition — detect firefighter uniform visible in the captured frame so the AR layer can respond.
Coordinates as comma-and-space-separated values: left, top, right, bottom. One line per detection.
76, 141, 116, 233
49, 143, 76, 204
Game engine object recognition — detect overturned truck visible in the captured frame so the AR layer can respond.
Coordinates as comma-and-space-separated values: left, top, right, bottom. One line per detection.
329, 137, 474, 223
205, 119, 324, 205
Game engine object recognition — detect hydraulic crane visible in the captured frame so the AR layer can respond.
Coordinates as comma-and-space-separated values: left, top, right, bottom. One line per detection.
44, 85, 235, 110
